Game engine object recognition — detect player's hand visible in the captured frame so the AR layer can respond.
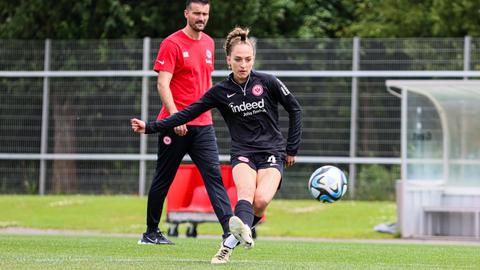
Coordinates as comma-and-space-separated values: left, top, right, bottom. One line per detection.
130, 118, 146, 134
174, 124, 188, 136
286, 155, 296, 167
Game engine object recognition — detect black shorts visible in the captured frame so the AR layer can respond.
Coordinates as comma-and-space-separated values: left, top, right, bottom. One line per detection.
231, 153, 284, 176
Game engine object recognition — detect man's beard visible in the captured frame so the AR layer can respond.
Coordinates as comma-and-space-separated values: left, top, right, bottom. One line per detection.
189, 20, 206, 32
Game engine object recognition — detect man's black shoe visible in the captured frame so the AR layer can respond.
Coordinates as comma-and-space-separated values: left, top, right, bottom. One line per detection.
138, 228, 174, 245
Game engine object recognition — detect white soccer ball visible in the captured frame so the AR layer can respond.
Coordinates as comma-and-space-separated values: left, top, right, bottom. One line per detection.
308, 165, 348, 203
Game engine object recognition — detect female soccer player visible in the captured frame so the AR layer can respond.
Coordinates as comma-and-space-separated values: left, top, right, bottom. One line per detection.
131, 27, 302, 264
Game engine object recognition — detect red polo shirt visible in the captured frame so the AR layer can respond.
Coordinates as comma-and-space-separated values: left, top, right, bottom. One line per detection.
153, 30, 214, 125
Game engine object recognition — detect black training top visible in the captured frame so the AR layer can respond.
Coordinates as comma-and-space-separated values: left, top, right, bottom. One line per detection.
145, 70, 302, 158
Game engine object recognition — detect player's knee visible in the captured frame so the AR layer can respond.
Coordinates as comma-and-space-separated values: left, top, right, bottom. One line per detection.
252, 196, 269, 213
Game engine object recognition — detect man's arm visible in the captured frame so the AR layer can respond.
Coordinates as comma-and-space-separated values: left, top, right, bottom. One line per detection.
157, 71, 188, 136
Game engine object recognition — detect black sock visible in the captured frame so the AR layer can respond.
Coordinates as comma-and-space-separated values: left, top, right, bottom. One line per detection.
234, 200, 254, 227
252, 215, 262, 227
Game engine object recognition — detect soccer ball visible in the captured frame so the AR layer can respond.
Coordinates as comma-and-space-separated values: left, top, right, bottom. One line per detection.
308, 165, 348, 203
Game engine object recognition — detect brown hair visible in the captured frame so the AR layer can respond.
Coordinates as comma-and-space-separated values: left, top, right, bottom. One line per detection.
224, 27, 255, 56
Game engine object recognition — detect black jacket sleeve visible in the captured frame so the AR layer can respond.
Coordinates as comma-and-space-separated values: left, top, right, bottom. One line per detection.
145, 89, 217, 134
268, 76, 303, 156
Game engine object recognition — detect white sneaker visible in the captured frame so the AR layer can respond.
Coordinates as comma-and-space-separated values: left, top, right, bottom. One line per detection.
211, 241, 233, 264
229, 216, 254, 249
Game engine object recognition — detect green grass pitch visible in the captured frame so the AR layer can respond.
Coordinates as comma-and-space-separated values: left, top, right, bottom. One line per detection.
1, 234, 478, 270
0, 196, 396, 238
0, 196, 478, 269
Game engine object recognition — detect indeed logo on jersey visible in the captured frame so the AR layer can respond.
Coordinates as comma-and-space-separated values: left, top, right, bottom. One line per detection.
229, 98, 266, 117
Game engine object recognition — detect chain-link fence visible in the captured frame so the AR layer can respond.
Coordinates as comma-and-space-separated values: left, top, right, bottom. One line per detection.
1, 37, 478, 199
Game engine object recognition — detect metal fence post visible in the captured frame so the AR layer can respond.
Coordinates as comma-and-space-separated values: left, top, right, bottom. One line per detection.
400, 87, 408, 181
464, 36, 471, 80
349, 37, 360, 198
39, 39, 51, 195
139, 37, 151, 196
461, 36, 470, 179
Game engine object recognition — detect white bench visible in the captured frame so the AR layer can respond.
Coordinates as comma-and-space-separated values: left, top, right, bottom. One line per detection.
421, 206, 480, 239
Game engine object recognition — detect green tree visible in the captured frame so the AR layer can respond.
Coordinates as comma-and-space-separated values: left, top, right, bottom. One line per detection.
0, 0, 134, 39
209, 0, 359, 38
345, 0, 480, 37
0, 0, 362, 39
293, 0, 359, 38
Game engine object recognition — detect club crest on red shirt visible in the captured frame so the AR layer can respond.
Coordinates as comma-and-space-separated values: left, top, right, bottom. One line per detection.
206, 49, 212, 64
252, 84, 264, 96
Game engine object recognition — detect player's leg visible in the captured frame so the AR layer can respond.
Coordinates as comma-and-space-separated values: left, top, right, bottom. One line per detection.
253, 168, 282, 218
211, 159, 259, 262
139, 131, 188, 245
253, 153, 283, 218
216, 155, 282, 256
229, 161, 257, 249
219, 193, 265, 252
187, 126, 235, 264
188, 125, 233, 238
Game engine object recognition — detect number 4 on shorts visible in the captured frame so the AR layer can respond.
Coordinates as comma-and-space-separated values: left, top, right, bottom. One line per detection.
267, 155, 276, 164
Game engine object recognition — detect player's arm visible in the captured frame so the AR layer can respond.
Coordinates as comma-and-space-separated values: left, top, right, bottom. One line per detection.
157, 71, 188, 136
284, 97, 302, 167
282, 92, 302, 157
131, 103, 206, 134
270, 76, 303, 166
157, 71, 176, 115
132, 89, 218, 134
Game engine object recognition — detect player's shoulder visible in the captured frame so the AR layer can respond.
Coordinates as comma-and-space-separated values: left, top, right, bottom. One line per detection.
252, 70, 277, 84
211, 79, 229, 92
201, 33, 215, 48
162, 30, 184, 44
214, 76, 233, 90
204, 82, 225, 99
201, 32, 214, 42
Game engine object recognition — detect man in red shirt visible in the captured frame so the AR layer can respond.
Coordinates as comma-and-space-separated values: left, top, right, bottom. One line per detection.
138, 0, 233, 253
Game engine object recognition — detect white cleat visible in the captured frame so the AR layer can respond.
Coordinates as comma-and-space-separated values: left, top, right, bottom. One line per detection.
229, 216, 254, 249
211, 241, 233, 264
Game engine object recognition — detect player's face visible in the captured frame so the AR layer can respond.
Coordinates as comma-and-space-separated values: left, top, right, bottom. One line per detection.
184, 3, 210, 32
227, 43, 255, 84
